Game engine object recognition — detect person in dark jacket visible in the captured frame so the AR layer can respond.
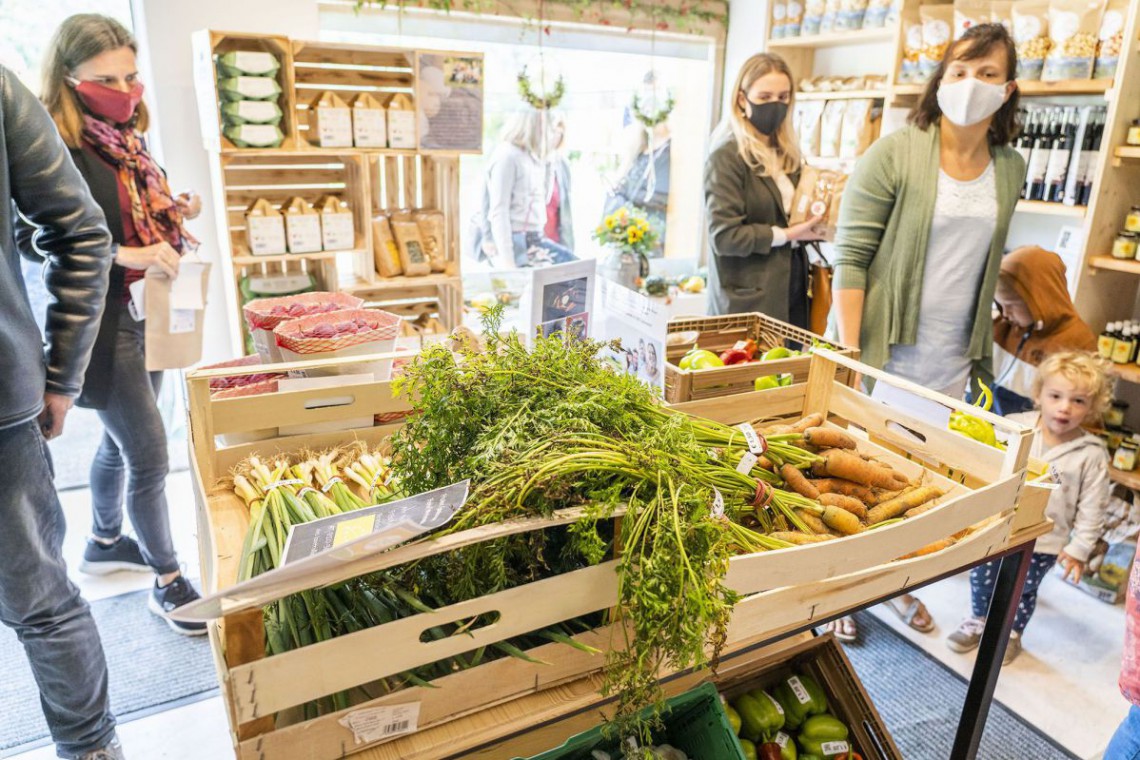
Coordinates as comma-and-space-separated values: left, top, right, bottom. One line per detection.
704, 53, 825, 326
21, 15, 206, 635
0, 64, 125, 759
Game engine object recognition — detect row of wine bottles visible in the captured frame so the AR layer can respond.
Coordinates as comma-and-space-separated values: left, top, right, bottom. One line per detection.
1015, 105, 1106, 208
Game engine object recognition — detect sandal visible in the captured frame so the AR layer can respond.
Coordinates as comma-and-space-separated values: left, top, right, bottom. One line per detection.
884, 595, 935, 633
822, 616, 858, 643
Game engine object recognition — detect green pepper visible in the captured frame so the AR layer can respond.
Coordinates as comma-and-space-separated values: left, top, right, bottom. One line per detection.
735, 691, 785, 742
948, 381, 998, 447
725, 703, 743, 735
773, 731, 798, 760
772, 674, 828, 729
796, 714, 851, 758
740, 738, 758, 760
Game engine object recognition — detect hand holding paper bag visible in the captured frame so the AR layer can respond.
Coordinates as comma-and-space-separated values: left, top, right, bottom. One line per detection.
143, 259, 212, 371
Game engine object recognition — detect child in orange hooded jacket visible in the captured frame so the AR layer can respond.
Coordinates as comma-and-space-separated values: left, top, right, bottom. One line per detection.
992, 246, 1096, 415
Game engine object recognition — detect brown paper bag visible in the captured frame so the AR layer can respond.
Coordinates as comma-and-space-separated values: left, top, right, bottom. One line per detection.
309, 91, 352, 148
143, 261, 212, 371
391, 218, 431, 276
412, 209, 448, 273
350, 93, 387, 148
372, 214, 403, 277
387, 93, 417, 149
316, 195, 355, 251
282, 196, 323, 253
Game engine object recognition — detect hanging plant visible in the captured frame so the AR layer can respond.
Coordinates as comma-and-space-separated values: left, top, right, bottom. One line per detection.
517, 70, 566, 110
631, 91, 675, 129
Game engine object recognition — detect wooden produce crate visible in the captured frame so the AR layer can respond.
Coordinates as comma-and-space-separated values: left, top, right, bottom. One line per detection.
664, 312, 859, 403
192, 30, 300, 153
185, 349, 1037, 760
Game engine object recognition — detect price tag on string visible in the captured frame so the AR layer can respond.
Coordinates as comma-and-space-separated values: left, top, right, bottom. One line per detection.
736, 451, 759, 475
265, 478, 304, 491
711, 488, 725, 518
736, 423, 767, 455
321, 476, 343, 493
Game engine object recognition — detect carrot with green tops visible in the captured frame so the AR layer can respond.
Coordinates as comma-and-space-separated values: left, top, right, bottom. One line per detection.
866, 485, 944, 524
781, 464, 820, 500
811, 449, 902, 489
794, 508, 830, 535
770, 531, 835, 545
803, 426, 857, 450
820, 493, 867, 520
812, 478, 876, 503
789, 412, 824, 433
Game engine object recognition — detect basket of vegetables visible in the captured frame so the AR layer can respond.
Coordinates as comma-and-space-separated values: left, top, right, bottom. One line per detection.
664, 313, 858, 403
244, 291, 365, 361
273, 308, 402, 378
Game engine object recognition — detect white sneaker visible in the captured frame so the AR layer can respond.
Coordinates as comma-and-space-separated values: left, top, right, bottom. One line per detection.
946, 617, 986, 653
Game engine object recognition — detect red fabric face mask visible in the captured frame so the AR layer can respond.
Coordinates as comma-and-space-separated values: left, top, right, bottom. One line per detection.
71, 79, 143, 124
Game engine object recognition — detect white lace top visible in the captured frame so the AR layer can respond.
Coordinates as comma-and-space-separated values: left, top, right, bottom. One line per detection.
884, 161, 998, 397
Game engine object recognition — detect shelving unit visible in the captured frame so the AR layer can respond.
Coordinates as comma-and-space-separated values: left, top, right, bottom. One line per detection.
769, 26, 897, 49
1114, 146, 1140, 165
192, 30, 480, 353
1110, 465, 1140, 490
1014, 200, 1088, 218
892, 78, 1114, 99
1090, 256, 1140, 274
797, 89, 889, 101
1107, 362, 1140, 384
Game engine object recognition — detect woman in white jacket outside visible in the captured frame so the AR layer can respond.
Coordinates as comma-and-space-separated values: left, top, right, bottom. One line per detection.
947, 351, 1111, 663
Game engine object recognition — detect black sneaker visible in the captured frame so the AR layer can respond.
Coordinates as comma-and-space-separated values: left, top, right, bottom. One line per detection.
79, 536, 150, 576
148, 576, 208, 636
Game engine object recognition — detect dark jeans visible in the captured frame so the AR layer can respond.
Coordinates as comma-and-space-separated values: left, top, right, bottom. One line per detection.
970, 552, 1058, 633
994, 384, 1035, 416
89, 317, 179, 575
1107, 705, 1140, 759
511, 231, 576, 268
0, 420, 116, 758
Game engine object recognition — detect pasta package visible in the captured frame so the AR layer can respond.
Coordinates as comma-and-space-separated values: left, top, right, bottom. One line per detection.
795, 100, 826, 157
371, 215, 403, 278
840, 99, 881, 159
920, 4, 955, 80
309, 91, 352, 148
412, 209, 448, 273
900, 7, 924, 83
1092, 0, 1127, 80
390, 219, 431, 277
1013, 0, 1052, 79
819, 100, 848, 159
955, 0, 992, 37
1042, 0, 1106, 81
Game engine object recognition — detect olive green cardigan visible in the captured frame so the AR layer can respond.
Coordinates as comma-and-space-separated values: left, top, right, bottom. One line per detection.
833, 124, 1026, 382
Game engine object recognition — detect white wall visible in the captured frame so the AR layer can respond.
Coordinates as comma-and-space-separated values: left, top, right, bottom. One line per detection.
722, 0, 770, 118
131, 0, 320, 361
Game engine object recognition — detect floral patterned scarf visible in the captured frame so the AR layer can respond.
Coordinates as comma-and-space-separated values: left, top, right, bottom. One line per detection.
81, 114, 196, 251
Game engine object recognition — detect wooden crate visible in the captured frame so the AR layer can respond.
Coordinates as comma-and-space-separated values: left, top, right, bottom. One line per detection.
664, 312, 859, 403
185, 349, 1039, 760
192, 30, 300, 153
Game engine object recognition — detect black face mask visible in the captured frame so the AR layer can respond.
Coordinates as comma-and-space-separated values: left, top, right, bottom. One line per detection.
745, 99, 788, 136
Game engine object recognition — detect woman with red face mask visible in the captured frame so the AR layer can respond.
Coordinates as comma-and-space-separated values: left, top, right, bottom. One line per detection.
17, 14, 205, 635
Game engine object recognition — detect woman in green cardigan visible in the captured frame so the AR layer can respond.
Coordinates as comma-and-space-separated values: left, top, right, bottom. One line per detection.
829, 23, 1025, 641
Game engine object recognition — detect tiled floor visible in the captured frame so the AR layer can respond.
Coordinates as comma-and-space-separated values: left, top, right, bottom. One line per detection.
5, 470, 1131, 759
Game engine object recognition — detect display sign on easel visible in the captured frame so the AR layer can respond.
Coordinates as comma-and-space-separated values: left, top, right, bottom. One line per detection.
519, 259, 596, 345
596, 277, 670, 392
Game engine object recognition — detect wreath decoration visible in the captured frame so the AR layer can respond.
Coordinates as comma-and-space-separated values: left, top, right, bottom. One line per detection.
517, 69, 566, 110
631, 91, 675, 128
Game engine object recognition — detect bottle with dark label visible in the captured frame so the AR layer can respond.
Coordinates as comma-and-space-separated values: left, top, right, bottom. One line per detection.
1078, 109, 1104, 208
1045, 108, 1074, 203
1113, 326, 1133, 365
1027, 109, 1055, 202
1015, 110, 1035, 199
1100, 322, 1120, 359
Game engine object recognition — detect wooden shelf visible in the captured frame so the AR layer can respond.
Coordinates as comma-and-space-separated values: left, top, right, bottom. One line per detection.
1107, 362, 1140, 385
797, 89, 889, 101
768, 27, 896, 48
892, 79, 1113, 98
231, 250, 342, 265
1115, 146, 1140, 161
1015, 200, 1088, 217
340, 271, 463, 293
220, 146, 442, 158
1110, 466, 1140, 490
1090, 256, 1140, 274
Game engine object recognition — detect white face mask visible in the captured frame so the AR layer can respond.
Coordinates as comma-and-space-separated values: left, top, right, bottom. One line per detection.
937, 77, 1009, 127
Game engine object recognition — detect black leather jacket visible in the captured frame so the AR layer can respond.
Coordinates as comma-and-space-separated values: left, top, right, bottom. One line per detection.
0, 66, 111, 429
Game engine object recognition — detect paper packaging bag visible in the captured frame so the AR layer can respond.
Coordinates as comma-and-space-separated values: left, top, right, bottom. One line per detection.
316, 195, 355, 251
391, 218, 431, 276
372, 214, 404, 277
387, 93, 417, 149
245, 198, 287, 255
309, 91, 352, 148
840, 99, 881, 159
351, 93, 387, 148
819, 100, 847, 159
282, 196, 323, 253
1042, 0, 1106, 82
412, 209, 448, 273
143, 261, 212, 371
790, 166, 848, 241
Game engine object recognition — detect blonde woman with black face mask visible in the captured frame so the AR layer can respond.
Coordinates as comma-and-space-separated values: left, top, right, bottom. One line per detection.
704, 53, 825, 328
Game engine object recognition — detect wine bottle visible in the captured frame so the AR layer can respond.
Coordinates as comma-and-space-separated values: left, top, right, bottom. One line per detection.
1078, 109, 1104, 208
1045, 108, 1074, 203
1027, 109, 1055, 202
1015, 110, 1035, 199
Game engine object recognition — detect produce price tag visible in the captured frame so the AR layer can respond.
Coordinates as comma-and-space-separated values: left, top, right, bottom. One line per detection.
789, 676, 811, 704
736, 451, 759, 475
765, 692, 784, 715
711, 488, 725, 518
736, 423, 767, 455
775, 733, 791, 748
822, 741, 849, 755
338, 702, 420, 745
266, 478, 305, 490
321, 476, 343, 493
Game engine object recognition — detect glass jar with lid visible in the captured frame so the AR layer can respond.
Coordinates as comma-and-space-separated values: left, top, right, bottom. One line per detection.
1129, 119, 1140, 147
1113, 441, 1139, 471
1114, 231, 1139, 260
1107, 400, 1130, 428
1127, 206, 1140, 234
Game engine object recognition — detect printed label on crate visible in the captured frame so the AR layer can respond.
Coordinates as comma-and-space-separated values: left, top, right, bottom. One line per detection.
822, 741, 849, 755
775, 732, 791, 748
338, 702, 420, 745
736, 451, 759, 475
246, 214, 287, 255
281, 480, 469, 564
789, 676, 811, 704
736, 422, 767, 455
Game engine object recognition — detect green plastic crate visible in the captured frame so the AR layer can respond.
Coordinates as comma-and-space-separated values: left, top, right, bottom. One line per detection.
517, 682, 745, 760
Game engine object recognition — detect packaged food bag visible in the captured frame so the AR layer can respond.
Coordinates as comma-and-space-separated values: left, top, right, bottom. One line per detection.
1042, 0, 1106, 81
820, 0, 842, 31
840, 99, 880, 158
1013, 0, 1052, 79
391, 218, 431, 276
309, 91, 352, 148
990, 0, 1015, 31
1092, 0, 1127, 80
795, 100, 826, 157
217, 76, 281, 102
413, 209, 448, 273
387, 93, 417, 149
217, 51, 280, 78
803, 0, 827, 34
244, 198, 287, 256
316, 195, 355, 251
819, 100, 848, 159
920, 4, 955, 80
351, 92, 387, 148
865, 0, 893, 28
274, 308, 403, 379
243, 292, 365, 362
221, 100, 282, 126
791, 165, 848, 240
772, 1, 788, 38
282, 196, 323, 254
786, 0, 805, 36
955, 0, 992, 37
900, 8, 924, 83
371, 215, 404, 277
836, 0, 870, 30
223, 124, 284, 149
